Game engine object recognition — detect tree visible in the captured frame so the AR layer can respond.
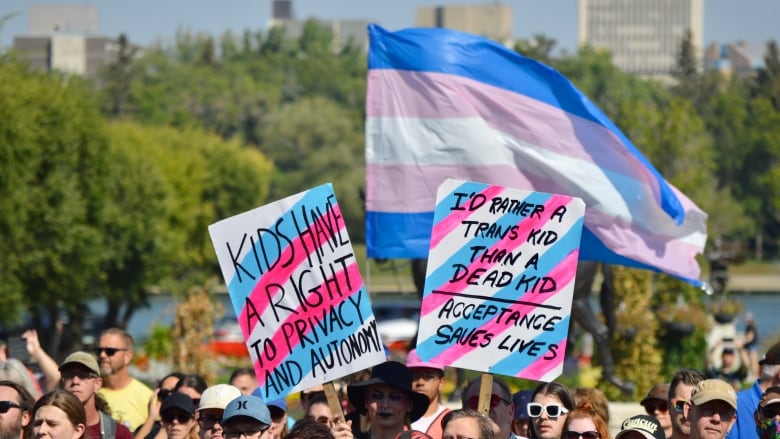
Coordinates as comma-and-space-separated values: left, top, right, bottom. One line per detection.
100, 33, 138, 118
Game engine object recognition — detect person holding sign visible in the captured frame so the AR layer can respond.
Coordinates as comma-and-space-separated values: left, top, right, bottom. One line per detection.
461, 377, 515, 439
528, 382, 574, 439
346, 362, 429, 439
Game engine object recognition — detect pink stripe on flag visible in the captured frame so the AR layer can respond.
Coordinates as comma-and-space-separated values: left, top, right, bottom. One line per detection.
366, 69, 661, 193
518, 336, 569, 378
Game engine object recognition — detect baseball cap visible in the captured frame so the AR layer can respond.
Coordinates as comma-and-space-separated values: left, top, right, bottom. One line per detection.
615, 415, 665, 439
59, 351, 100, 376
405, 349, 444, 372
512, 390, 534, 420
760, 342, 780, 366
759, 386, 780, 408
161, 393, 196, 416
640, 383, 670, 406
689, 379, 737, 409
222, 395, 271, 426
199, 384, 242, 411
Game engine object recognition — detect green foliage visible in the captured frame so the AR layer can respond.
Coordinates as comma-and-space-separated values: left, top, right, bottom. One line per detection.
142, 324, 175, 359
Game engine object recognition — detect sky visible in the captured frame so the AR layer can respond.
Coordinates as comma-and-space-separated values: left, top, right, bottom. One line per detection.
1, 0, 779, 54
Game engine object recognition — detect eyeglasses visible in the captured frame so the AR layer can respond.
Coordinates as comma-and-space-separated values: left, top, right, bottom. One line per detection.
644, 400, 669, 415
527, 403, 569, 418
61, 371, 99, 381
693, 405, 736, 421
162, 412, 193, 424
224, 428, 268, 439
94, 347, 128, 357
0, 401, 22, 414
466, 394, 510, 410
671, 399, 687, 413
760, 404, 780, 419
412, 372, 441, 381
198, 415, 222, 430
565, 431, 600, 439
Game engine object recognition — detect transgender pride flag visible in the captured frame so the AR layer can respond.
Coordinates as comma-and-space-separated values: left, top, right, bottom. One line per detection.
364, 24, 708, 285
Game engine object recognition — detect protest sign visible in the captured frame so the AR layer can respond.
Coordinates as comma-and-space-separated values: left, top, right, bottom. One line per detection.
415, 179, 585, 381
208, 183, 386, 400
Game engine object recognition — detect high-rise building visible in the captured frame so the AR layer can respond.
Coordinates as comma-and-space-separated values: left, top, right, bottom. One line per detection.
704, 40, 767, 79
577, 0, 704, 78
415, 4, 513, 45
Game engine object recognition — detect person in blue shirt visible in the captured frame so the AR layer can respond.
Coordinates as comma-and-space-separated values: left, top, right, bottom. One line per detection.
727, 342, 780, 439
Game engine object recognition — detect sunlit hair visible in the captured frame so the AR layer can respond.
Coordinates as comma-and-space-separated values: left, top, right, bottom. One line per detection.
34, 390, 87, 435
668, 369, 705, 400
566, 402, 612, 439
100, 328, 135, 350
0, 380, 35, 439
574, 387, 610, 423
0, 359, 40, 399
229, 368, 255, 384
442, 408, 495, 439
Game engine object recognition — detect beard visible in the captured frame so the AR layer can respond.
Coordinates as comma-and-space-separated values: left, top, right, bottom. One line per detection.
0, 418, 23, 439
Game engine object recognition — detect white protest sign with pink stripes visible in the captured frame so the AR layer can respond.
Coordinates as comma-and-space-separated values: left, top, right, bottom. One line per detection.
415, 179, 585, 381
208, 183, 386, 400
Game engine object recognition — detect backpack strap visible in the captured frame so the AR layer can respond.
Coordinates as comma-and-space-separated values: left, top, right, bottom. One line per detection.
99, 412, 117, 439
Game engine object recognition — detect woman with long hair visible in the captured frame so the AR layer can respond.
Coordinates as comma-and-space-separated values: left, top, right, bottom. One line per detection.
528, 382, 575, 439
563, 403, 611, 439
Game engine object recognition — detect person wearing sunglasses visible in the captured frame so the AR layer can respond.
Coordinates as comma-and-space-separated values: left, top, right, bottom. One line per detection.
160, 394, 197, 439
753, 386, 780, 439
0, 380, 35, 439
729, 341, 780, 439
683, 379, 737, 439
197, 384, 241, 439
58, 351, 133, 439
96, 329, 153, 432
528, 382, 574, 439
614, 414, 664, 439
221, 395, 272, 439
667, 369, 704, 439
562, 403, 610, 439
405, 349, 450, 439
640, 384, 671, 439
135, 372, 185, 439
461, 376, 515, 439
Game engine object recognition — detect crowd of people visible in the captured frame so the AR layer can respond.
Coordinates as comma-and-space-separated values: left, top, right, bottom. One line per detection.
0, 327, 779, 439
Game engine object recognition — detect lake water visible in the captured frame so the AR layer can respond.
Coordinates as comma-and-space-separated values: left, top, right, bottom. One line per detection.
117, 291, 780, 349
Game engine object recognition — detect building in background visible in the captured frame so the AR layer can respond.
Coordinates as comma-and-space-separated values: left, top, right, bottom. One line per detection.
14, 4, 133, 79
415, 3, 513, 45
577, 0, 703, 79
703, 40, 767, 79
269, 0, 371, 51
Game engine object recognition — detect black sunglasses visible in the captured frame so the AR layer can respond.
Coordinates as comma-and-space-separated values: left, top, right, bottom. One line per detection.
94, 347, 128, 357
0, 401, 22, 414
566, 431, 600, 439
61, 371, 99, 381
644, 400, 669, 415
162, 411, 193, 424
198, 415, 222, 429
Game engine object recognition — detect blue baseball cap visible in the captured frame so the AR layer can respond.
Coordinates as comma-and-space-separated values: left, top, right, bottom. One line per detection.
513, 390, 534, 420
222, 395, 271, 427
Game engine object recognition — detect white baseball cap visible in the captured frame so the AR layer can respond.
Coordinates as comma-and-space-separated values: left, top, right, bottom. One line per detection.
198, 384, 242, 411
